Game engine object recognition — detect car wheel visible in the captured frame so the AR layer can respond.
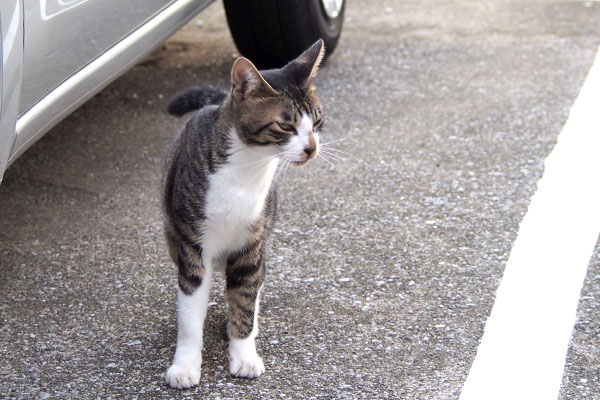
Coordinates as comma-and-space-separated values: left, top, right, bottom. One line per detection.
223, 0, 345, 69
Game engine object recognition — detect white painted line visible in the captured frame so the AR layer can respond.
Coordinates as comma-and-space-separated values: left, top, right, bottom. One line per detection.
460, 46, 600, 400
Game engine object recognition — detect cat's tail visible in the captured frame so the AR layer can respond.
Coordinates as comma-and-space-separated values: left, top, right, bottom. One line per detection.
167, 86, 228, 116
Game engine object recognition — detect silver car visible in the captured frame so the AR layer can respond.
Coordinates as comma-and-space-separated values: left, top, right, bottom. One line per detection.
0, 0, 344, 182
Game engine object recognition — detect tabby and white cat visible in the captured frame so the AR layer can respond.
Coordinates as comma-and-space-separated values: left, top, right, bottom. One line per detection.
162, 40, 325, 388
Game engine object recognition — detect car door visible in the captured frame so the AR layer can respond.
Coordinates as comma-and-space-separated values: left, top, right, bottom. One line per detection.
0, 0, 24, 179
19, 0, 174, 115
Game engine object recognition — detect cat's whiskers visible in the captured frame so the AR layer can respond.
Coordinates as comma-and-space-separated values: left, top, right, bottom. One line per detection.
319, 136, 351, 147
319, 149, 347, 163
278, 149, 301, 181
229, 149, 290, 185
273, 153, 293, 182
319, 146, 362, 162
282, 157, 293, 178
245, 153, 286, 185
317, 153, 338, 168
232, 151, 284, 168
315, 114, 361, 169
241, 149, 294, 185
318, 116, 358, 147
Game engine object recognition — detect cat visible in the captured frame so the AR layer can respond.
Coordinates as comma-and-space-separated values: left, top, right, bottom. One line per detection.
162, 39, 325, 389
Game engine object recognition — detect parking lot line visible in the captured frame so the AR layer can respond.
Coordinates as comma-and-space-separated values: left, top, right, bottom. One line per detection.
460, 46, 600, 400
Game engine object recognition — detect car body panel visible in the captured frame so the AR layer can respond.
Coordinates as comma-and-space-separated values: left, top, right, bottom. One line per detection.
0, 0, 214, 182
0, 0, 24, 180
19, 0, 173, 114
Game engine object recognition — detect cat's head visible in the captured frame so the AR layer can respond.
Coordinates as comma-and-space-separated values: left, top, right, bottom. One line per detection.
228, 40, 325, 167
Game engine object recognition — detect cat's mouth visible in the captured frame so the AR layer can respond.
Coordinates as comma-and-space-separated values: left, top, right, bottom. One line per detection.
293, 152, 318, 167
293, 146, 318, 167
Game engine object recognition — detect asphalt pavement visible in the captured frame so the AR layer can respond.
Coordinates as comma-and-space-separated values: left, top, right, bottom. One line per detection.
1, 1, 600, 399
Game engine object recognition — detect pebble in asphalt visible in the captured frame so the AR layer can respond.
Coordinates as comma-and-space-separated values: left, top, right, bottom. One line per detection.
1, 1, 599, 399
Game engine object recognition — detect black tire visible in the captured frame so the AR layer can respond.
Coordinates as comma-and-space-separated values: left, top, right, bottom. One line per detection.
223, 0, 344, 69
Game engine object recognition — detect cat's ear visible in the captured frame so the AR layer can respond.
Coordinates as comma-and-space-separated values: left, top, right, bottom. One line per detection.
286, 39, 325, 86
231, 57, 278, 102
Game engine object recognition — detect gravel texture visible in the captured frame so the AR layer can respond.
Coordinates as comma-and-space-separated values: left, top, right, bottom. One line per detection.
1, 1, 599, 399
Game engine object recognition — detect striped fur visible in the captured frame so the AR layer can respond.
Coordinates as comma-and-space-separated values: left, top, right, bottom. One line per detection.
167, 85, 228, 116
163, 40, 326, 387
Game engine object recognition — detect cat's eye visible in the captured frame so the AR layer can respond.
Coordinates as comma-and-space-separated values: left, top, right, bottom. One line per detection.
313, 118, 323, 129
277, 122, 296, 133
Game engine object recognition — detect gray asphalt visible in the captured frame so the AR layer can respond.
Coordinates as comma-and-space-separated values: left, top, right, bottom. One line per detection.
1, 1, 600, 399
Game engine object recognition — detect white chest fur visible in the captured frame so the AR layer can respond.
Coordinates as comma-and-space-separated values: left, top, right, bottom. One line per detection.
203, 131, 279, 264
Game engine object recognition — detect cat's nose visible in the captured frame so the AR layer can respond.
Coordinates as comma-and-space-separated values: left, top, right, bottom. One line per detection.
304, 146, 316, 159
304, 135, 317, 160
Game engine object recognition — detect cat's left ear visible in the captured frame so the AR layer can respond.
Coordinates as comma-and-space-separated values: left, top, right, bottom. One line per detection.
231, 57, 278, 102
286, 39, 326, 87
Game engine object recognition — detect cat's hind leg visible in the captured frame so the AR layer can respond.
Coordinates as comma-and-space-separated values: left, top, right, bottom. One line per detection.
166, 243, 212, 389
225, 243, 266, 378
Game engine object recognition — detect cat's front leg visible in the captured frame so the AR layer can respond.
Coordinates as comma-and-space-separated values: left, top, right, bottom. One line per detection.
225, 246, 266, 378
166, 244, 212, 389
227, 285, 265, 378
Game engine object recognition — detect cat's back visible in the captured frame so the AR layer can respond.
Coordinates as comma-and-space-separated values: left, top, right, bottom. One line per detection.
162, 104, 229, 223
169, 104, 221, 152
164, 104, 227, 174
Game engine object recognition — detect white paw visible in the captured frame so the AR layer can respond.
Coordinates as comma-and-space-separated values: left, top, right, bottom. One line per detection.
229, 352, 265, 379
165, 363, 201, 389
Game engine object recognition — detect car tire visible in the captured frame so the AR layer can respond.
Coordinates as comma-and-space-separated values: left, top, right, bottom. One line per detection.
223, 0, 344, 69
